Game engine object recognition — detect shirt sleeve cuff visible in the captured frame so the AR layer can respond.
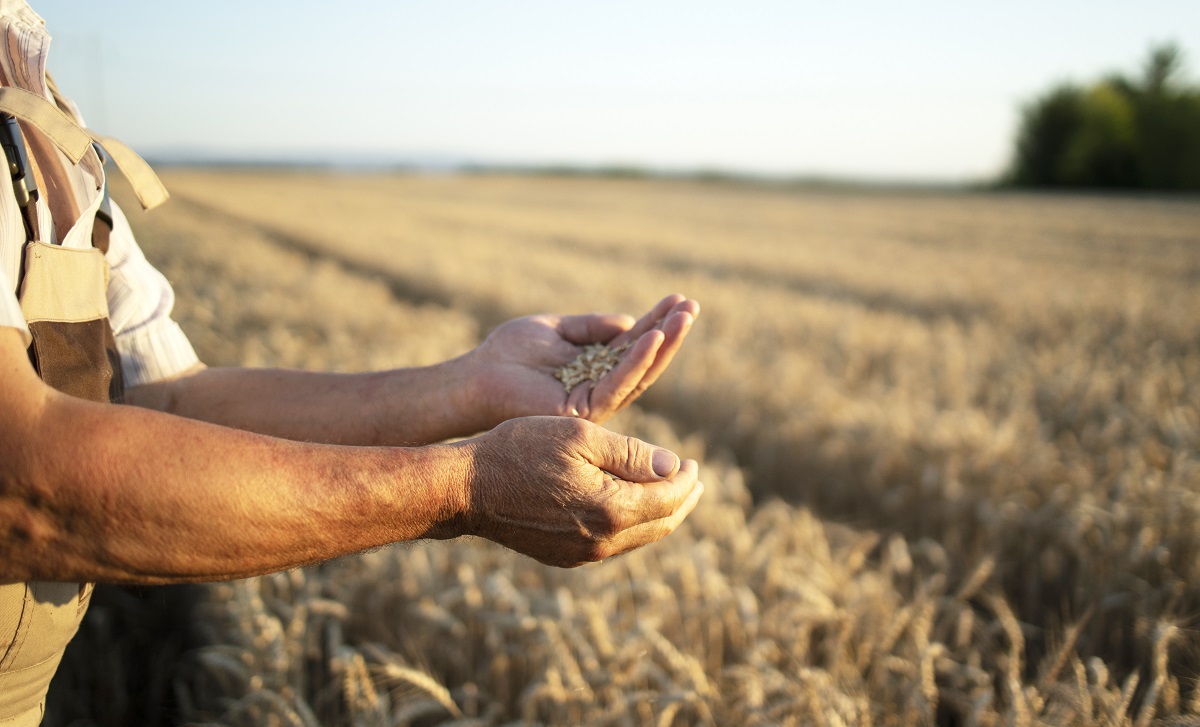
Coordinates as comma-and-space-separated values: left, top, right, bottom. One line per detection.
116, 317, 200, 387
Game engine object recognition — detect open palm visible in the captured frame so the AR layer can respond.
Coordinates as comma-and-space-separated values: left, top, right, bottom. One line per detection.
471, 294, 698, 426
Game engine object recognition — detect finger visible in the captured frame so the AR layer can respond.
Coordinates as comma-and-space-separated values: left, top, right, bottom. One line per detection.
566, 379, 593, 419
587, 329, 663, 421
617, 310, 695, 410
667, 298, 700, 321
583, 425, 681, 484
557, 313, 636, 345
607, 294, 687, 348
609, 294, 684, 347
615, 458, 699, 524
602, 472, 705, 558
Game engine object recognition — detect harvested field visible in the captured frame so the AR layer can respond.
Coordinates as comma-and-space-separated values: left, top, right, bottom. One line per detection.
47, 172, 1200, 725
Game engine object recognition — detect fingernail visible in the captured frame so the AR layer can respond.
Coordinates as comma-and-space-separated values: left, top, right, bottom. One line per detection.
652, 449, 678, 477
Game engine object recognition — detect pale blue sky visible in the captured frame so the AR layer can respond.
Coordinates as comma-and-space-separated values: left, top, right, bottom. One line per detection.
31, 1, 1200, 182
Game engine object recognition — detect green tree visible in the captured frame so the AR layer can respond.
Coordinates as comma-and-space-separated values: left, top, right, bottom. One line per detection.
1060, 82, 1139, 187
1007, 43, 1200, 190
1010, 84, 1086, 187
1134, 44, 1200, 189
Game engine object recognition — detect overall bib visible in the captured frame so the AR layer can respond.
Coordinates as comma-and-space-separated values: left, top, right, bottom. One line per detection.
0, 98, 125, 726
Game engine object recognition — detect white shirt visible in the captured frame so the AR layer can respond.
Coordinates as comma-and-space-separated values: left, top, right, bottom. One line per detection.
0, 0, 198, 386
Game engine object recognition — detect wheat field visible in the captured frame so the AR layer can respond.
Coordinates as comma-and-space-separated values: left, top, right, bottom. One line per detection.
46, 172, 1200, 726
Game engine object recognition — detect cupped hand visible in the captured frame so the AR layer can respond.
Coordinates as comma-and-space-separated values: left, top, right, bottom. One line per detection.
446, 416, 704, 568
471, 294, 698, 426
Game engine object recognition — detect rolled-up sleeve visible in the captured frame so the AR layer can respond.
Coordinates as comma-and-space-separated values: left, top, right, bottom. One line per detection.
104, 200, 199, 386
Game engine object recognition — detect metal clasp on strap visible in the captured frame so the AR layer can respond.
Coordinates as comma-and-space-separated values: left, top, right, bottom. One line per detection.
1, 113, 38, 209
0, 112, 41, 241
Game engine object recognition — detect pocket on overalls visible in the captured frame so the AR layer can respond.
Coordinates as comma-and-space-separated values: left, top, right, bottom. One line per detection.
0, 582, 88, 671
18, 242, 120, 403
0, 581, 91, 723
1, 242, 111, 720
0, 583, 34, 671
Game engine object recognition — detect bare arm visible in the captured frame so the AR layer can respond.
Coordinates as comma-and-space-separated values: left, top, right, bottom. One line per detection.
0, 329, 702, 584
124, 294, 699, 445
123, 354, 489, 446
1, 329, 466, 583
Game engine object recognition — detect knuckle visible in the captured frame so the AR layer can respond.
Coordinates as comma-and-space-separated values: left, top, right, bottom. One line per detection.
560, 415, 591, 440
586, 502, 622, 541
612, 383, 636, 406
600, 508, 623, 539
623, 438, 643, 473
656, 519, 677, 540
625, 383, 649, 402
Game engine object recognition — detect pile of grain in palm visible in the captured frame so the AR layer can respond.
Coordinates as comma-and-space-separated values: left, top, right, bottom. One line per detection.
554, 343, 629, 392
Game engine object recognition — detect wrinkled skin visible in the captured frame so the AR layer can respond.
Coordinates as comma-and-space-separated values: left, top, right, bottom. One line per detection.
438, 416, 704, 568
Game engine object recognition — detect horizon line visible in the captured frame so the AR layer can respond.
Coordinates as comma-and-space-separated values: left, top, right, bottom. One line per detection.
140, 148, 996, 190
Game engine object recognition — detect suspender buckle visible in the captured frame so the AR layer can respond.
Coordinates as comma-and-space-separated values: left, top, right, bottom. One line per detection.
0, 112, 42, 242
0, 113, 38, 209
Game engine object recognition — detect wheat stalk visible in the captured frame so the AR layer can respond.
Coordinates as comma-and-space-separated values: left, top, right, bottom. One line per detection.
360, 643, 462, 719
1133, 622, 1179, 727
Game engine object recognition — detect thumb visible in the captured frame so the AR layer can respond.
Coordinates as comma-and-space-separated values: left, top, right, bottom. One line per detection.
586, 427, 680, 482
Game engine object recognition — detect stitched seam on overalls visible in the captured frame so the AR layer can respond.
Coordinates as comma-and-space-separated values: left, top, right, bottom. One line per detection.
0, 587, 33, 671
0, 644, 70, 676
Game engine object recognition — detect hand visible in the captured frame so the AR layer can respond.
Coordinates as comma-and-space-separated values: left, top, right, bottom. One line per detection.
443, 416, 703, 568
470, 294, 699, 426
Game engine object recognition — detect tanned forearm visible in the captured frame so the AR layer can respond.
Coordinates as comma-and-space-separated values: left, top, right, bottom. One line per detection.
0, 331, 470, 585
124, 355, 492, 446
3, 325, 706, 581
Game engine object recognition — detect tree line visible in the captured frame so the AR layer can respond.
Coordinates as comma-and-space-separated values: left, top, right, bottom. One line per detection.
1008, 44, 1200, 190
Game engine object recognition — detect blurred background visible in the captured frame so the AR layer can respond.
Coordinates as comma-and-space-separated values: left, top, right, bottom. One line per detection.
31, 0, 1200, 188
24, 2, 1200, 725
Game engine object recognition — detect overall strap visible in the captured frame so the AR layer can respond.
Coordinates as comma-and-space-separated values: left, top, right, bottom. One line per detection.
1, 81, 170, 213
46, 73, 168, 212
0, 86, 127, 403
0, 86, 92, 162
87, 131, 170, 211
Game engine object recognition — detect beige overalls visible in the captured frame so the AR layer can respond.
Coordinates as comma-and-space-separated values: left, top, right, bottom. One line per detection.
0, 84, 168, 727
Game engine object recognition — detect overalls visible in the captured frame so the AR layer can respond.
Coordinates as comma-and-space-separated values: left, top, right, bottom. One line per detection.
0, 84, 167, 726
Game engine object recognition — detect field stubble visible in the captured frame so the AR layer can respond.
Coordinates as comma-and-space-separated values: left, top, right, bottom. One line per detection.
48, 173, 1200, 726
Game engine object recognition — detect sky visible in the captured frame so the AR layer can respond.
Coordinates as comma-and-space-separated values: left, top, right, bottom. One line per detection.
29, 0, 1200, 183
